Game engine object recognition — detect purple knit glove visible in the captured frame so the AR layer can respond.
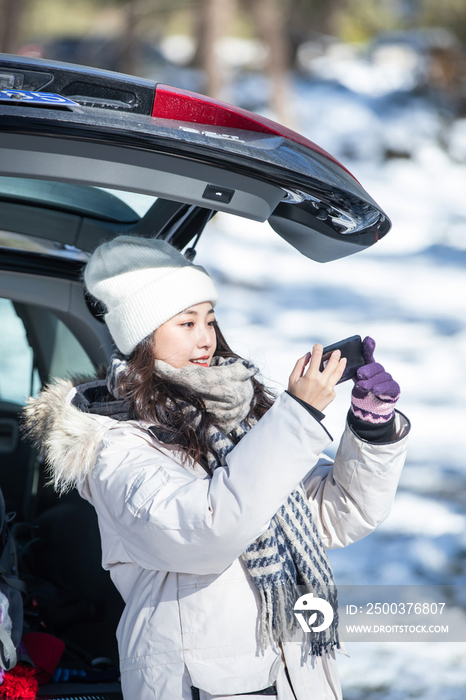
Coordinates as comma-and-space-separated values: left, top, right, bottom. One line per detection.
350, 337, 400, 424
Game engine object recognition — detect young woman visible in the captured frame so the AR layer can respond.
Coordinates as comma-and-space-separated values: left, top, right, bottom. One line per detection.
24, 235, 410, 700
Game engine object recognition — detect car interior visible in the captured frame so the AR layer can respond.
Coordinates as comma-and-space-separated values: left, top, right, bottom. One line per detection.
0, 301, 125, 699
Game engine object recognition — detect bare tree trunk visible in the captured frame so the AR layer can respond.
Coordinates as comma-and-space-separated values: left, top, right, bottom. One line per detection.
194, 0, 237, 98
0, 0, 28, 54
117, 0, 141, 76
247, 0, 294, 126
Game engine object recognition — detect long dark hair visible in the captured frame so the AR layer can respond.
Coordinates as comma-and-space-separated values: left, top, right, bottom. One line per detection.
116, 320, 277, 474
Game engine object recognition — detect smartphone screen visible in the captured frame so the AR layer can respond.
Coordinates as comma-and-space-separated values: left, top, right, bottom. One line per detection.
320, 335, 364, 384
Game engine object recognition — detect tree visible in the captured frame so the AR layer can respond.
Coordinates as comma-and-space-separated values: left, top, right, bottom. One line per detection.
193, 0, 236, 99
0, 0, 29, 54
193, 0, 294, 124
246, 0, 294, 125
117, 0, 141, 75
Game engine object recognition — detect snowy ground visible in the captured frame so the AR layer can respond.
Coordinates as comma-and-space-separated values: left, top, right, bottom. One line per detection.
195, 74, 466, 699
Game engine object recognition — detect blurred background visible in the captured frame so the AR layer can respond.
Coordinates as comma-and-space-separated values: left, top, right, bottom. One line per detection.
2, 1, 466, 698
4, 0, 466, 128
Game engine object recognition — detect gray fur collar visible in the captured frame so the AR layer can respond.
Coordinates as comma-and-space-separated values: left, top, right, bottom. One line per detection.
22, 377, 115, 495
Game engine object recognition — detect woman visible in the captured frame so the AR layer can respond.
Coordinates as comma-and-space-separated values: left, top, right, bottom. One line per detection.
24, 235, 410, 700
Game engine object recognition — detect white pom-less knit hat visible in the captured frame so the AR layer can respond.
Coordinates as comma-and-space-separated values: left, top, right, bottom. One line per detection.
84, 235, 218, 356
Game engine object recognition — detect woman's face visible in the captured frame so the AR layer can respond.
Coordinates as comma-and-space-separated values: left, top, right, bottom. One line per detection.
153, 301, 217, 368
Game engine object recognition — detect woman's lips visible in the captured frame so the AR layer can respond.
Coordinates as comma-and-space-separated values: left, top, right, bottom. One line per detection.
189, 358, 209, 367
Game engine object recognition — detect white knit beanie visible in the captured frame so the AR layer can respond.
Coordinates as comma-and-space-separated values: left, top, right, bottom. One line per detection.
84, 235, 218, 356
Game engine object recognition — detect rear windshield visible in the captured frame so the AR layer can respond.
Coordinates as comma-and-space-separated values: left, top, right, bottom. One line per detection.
0, 176, 157, 260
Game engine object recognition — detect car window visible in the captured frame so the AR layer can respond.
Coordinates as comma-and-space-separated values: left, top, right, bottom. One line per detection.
0, 298, 34, 405
46, 313, 95, 381
0, 299, 95, 405
96, 187, 157, 216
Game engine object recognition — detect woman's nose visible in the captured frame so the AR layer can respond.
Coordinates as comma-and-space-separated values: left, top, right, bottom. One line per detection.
197, 326, 213, 348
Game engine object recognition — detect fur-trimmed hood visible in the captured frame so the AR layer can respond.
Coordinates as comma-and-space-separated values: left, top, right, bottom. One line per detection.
22, 377, 119, 495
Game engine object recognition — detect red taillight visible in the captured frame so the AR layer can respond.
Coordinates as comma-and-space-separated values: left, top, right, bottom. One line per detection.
152, 84, 354, 178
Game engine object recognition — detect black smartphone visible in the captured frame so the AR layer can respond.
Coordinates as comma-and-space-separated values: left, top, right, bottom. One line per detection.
320, 335, 364, 384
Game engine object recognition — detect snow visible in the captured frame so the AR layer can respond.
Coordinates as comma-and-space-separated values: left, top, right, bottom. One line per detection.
337, 642, 466, 700
447, 118, 466, 163
379, 493, 466, 537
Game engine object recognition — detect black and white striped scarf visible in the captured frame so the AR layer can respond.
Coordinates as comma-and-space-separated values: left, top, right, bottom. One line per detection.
107, 354, 339, 656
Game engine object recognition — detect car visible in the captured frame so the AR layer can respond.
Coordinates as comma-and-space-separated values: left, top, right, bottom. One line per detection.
20, 35, 171, 75
0, 52, 391, 700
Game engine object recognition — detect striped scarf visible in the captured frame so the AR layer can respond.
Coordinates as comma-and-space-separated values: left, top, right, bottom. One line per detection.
107, 354, 339, 656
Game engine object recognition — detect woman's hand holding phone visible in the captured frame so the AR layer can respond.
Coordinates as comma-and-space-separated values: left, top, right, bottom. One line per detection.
288, 344, 347, 411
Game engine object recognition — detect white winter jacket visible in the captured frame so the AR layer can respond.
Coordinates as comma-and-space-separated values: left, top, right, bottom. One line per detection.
25, 381, 410, 700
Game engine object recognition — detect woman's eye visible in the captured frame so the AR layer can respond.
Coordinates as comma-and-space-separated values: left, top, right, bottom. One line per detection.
181, 322, 194, 328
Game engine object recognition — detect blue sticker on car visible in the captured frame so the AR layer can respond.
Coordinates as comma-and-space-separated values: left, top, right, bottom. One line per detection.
0, 90, 78, 106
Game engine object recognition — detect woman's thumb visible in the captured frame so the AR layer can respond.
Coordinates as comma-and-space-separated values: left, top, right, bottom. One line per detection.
362, 336, 376, 364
